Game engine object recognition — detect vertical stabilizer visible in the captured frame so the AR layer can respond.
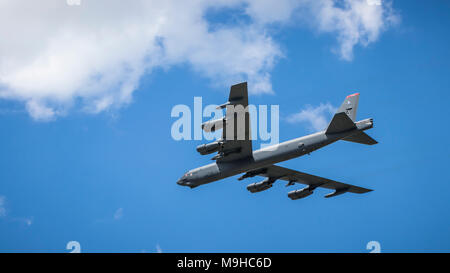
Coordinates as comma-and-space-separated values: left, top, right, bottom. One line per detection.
326, 93, 359, 134
337, 93, 359, 122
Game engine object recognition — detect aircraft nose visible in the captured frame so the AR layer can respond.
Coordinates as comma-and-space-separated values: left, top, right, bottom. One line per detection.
177, 178, 187, 185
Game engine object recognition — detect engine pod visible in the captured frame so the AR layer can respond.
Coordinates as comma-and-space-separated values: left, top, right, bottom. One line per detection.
196, 142, 221, 155
288, 187, 314, 200
247, 178, 275, 193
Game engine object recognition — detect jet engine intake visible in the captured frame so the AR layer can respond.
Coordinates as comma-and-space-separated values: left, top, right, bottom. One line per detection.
288, 186, 314, 200
201, 118, 225, 132
196, 142, 221, 155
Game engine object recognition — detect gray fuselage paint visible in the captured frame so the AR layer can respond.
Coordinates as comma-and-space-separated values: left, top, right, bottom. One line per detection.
179, 119, 372, 188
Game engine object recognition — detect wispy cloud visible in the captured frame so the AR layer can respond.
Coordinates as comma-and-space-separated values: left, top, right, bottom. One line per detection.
303, 0, 400, 61
0, 195, 33, 226
113, 208, 124, 220
12, 217, 33, 226
287, 103, 337, 131
0, 0, 399, 120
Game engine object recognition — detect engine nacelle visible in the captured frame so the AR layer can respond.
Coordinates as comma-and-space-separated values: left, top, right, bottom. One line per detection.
247, 178, 275, 193
201, 118, 225, 132
196, 142, 221, 155
288, 187, 314, 200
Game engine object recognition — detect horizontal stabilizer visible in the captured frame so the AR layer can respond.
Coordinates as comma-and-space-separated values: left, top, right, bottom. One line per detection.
342, 131, 378, 145
326, 112, 356, 134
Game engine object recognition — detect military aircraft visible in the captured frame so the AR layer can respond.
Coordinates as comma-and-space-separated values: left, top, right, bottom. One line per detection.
177, 82, 377, 200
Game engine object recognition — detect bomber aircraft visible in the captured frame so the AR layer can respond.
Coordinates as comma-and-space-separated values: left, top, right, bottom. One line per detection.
177, 82, 377, 200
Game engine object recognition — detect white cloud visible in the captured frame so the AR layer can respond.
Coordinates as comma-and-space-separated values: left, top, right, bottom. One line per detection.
244, 0, 303, 24
0, 0, 398, 120
303, 0, 399, 60
287, 103, 336, 131
0, 196, 33, 226
26, 100, 59, 121
113, 207, 123, 220
0, 196, 6, 217
367, 0, 382, 6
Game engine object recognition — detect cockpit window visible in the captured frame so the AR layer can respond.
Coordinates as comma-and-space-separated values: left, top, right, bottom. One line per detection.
183, 171, 194, 177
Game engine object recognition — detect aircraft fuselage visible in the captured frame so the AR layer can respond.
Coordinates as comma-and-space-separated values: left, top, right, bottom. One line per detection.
177, 118, 373, 188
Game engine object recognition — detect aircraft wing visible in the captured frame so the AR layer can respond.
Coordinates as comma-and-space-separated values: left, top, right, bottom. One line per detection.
214, 82, 253, 162
253, 164, 372, 195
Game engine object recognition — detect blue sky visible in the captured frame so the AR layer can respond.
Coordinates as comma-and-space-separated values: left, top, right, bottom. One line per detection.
1, 1, 449, 252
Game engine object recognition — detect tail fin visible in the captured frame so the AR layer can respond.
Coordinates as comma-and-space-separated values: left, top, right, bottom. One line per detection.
337, 92, 359, 122
326, 93, 378, 145
325, 93, 359, 134
325, 112, 355, 134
